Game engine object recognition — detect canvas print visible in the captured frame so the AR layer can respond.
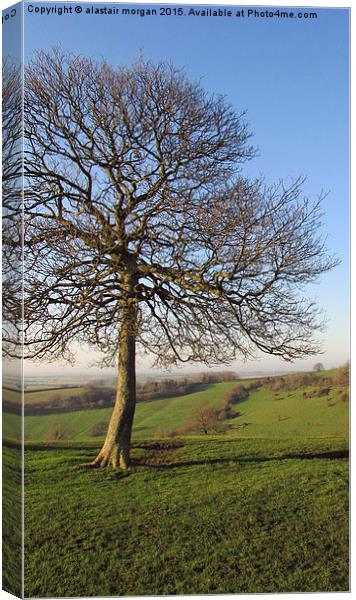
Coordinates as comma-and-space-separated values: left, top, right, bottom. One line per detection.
2, 1, 349, 597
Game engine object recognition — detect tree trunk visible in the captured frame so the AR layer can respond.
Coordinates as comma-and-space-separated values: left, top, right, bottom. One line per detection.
91, 273, 137, 469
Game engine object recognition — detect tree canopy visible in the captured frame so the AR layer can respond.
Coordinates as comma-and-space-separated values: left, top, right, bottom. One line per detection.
24, 50, 336, 367
2, 60, 22, 361
22, 49, 338, 467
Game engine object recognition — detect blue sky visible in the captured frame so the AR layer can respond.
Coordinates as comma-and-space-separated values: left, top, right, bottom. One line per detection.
17, 2, 350, 374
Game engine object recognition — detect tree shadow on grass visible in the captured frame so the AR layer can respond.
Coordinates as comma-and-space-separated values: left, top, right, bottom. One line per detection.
24, 442, 349, 463
25, 442, 97, 452
24, 441, 348, 473
132, 449, 349, 470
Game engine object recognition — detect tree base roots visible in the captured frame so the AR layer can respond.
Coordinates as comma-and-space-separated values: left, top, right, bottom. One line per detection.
80, 445, 130, 470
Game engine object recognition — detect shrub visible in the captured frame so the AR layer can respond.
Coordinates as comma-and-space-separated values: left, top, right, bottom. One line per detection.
333, 363, 349, 386
224, 384, 249, 405
303, 387, 330, 399
218, 406, 241, 420
192, 402, 221, 434
196, 372, 220, 384
91, 420, 108, 437
178, 402, 227, 435
248, 381, 263, 392
176, 420, 196, 435
49, 393, 62, 407
154, 427, 176, 440
45, 420, 71, 441
219, 371, 239, 381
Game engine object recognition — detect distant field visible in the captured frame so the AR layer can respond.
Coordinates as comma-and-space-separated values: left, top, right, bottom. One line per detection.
23, 381, 239, 441
16, 378, 349, 444
3, 384, 115, 409
24, 386, 105, 405
2, 388, 21, 404
230, 384, 348, 439
3, 385, 86, 406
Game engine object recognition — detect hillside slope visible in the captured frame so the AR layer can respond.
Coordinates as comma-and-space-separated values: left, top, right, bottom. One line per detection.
20, 378, 349, 443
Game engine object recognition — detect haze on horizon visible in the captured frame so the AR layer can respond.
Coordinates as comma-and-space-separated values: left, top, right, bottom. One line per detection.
21, 335, 349, 379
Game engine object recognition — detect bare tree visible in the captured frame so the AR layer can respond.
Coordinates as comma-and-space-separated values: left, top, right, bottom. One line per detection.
192, 402, 222, 435
2, 60, 23, 360
24, 49, 338, 468
179, 401, 222, 435
313, 362, 324, 372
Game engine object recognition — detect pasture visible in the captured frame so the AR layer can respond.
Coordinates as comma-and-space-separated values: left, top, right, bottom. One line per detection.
22, 436, 348, 596
2, 372, 349, 596
21, 378, 348, 443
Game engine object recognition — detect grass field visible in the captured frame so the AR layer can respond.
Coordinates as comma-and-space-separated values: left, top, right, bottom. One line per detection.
3, 373, 349, 596
3, 442, 22, 597
3, 384, 111, 408
20, 379, 349, 443
2, 387, 21, 403
23, 380, 238, 441
22, 436, 348, 596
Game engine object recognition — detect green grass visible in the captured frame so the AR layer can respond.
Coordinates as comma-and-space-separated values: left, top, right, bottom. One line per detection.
22, 380, 348, 443
232, 384, 348, 439
23, 381, 239, 441
24, 386, 91, 405
22, 436, 349, 596
3, 442, 22, 597
2, 376, 349, 595
2, 387, 21, 404
3, 411, 22, 441
3, 384, 113, 408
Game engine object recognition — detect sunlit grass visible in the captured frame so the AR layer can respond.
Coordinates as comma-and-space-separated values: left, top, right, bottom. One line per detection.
2, 376, 349, 595
21, 379, 349, 442
22, 437, 349, 596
